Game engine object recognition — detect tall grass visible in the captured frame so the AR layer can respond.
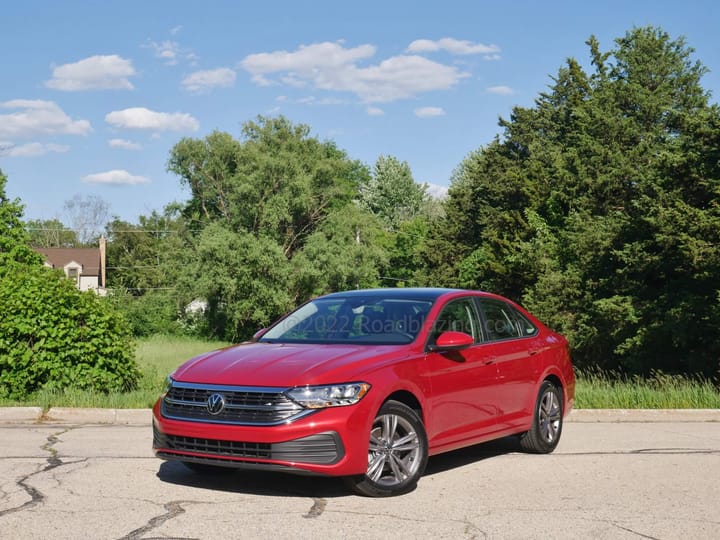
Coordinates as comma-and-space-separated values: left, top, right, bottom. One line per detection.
575, 369, 720, 409
0, 335, 229, 409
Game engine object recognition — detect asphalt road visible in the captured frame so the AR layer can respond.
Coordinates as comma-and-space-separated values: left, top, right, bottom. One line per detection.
1, 421, 719, 539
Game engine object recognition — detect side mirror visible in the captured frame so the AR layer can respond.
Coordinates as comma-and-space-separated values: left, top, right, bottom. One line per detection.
252, 328, 267, 340
428, 331, 474, 352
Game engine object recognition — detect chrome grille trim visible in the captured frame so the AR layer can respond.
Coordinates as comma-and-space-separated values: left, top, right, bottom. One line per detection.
161, 380, 314, 425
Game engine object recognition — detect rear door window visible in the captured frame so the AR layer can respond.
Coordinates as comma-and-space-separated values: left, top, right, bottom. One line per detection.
478, 299, 536, 341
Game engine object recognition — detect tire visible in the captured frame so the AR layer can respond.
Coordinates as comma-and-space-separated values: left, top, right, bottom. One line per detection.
520, 380, 564, 454
345, 400, 428, 497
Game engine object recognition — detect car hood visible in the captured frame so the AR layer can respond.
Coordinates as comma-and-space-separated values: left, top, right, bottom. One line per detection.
171, 342, 408, 387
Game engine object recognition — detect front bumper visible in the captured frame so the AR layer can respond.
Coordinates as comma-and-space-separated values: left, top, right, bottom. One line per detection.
152, 400, 372, 476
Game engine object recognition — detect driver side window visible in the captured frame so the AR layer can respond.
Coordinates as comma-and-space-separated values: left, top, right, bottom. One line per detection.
431, 298, 481, 343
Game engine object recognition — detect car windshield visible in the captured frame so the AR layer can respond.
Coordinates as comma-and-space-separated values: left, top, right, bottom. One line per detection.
259, 296, 434, 345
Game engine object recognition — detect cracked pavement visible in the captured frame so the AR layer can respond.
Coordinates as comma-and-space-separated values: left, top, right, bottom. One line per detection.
0, 422, 718, 539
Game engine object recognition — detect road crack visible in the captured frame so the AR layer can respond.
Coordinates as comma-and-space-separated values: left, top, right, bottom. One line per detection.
118, 500, 200, 540
303, 497, 327, 518
0, 427, 74, 518
610, 522, 661, 539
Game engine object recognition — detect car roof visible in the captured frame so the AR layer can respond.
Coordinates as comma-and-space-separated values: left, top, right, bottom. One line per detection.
320, 288, 469, 301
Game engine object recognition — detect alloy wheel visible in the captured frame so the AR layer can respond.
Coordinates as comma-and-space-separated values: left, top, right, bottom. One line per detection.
367, 413, 422, 486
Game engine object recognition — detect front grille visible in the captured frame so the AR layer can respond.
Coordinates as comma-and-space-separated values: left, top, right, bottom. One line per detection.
162, 381, 312, 425
155, 430, 271, 459
154, 427, 343, 465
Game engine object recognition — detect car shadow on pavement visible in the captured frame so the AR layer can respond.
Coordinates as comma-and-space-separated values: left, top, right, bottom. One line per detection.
156, 435, 520, 498
424, 435, 522, 477
156, 461, 351, 498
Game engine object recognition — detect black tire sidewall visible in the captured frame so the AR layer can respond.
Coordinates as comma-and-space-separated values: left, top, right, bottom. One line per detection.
533, 381, 563, 453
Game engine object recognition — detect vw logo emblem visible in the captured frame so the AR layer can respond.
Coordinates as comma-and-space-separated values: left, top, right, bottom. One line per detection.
206, 393, 226, 415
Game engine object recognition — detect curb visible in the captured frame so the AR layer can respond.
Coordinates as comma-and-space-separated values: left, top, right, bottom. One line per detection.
0, 407, 151, 425
0, 407, 44, 424
567, 408, 720, 423
0, 407, 718, 425
44, 407, 152, 425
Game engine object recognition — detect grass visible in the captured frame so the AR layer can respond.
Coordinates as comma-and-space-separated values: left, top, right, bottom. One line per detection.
2, 336, 719, 409
574, 369, 720, 409
0, 335, 229, 410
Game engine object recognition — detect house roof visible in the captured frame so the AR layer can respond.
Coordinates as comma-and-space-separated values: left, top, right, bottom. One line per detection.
35, 248, 101, 276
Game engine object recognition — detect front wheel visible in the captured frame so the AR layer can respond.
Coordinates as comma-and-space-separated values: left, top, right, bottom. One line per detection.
520, 380, 564, 454
345, 400, 428, 497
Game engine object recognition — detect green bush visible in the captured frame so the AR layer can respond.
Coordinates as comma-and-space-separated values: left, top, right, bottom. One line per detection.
0, 263, 140, 399
107, 290, 193, 338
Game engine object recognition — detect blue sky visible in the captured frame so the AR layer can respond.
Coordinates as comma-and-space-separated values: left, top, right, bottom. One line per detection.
2, 0, 719, 223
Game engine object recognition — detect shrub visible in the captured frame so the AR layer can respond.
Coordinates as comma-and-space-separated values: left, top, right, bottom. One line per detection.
0, 263, 140, 399
107, 290, 187, 338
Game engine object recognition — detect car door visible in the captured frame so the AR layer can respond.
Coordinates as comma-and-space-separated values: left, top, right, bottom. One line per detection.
424, 297, 501, 450
476, 298, 540, 431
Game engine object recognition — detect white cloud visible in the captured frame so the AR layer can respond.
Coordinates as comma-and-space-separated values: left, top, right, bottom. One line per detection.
182, 68, 236, 93
82, 169, 149, 185
241, 41, 468, 103
243, 42, 376, 74
45, 55, 136, 91
0, 100, 91, 138
487, 85, 515, 95
145, 39, 197, 66
108, 138, 142, 150
295, 96, 347, 106
407, 38, 500, 56
0, 141, 69, 157
415, 106, 445, 118
148, 40, 181, 65
426, 183, 449, 199
366, 106, 384, 116
105, 107, 199, 131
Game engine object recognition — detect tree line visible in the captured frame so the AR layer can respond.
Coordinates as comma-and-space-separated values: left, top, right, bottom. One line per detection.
5, 26, 720, 379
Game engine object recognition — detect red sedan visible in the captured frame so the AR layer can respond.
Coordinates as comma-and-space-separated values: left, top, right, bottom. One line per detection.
153, 288, 575, 496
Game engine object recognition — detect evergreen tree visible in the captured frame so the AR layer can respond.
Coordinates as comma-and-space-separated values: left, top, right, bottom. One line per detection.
428, 27, 720, 375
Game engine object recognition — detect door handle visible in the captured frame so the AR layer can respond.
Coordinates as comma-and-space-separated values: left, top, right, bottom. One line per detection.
483, 356, 497, 365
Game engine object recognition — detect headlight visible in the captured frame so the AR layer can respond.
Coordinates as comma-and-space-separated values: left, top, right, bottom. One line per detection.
161, 376, 173, 398
285, 383, 371, 409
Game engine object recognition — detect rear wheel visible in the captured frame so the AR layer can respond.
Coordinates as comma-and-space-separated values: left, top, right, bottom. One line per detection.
520, 380, 564, 454
345, 400, 428, 497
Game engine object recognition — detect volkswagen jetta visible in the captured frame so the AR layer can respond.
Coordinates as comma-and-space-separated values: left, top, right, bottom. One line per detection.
153, 288, 575, 496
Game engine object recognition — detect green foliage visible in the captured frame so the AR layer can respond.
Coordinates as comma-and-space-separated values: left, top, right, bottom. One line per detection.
359, 155, 428, 228
25, 218, 79, 248
575, 369, 720, 409
168, 116, 367, 256
385, 215, 433, 287
292, 205, 390, 296
105, 206, 187, 294
0, 263, 139, 399
107, 290, 187, 338
0, 169, 43, 266
179, 223, 294, 341
428, 26, 720, 375
164, 116, 386, 339
0, 335, 229, 409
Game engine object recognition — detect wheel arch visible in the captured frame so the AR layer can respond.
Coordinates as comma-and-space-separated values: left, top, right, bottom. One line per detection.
382, 390, 424, 423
